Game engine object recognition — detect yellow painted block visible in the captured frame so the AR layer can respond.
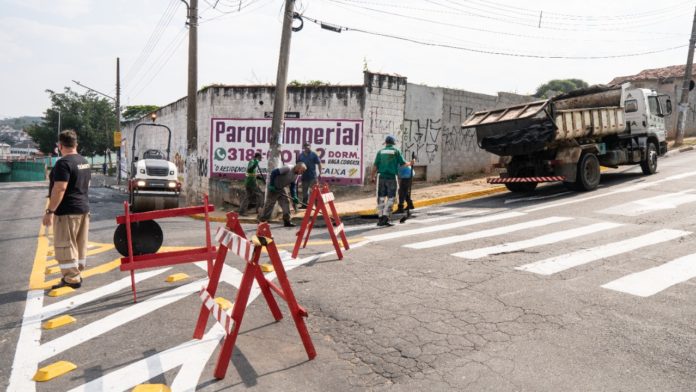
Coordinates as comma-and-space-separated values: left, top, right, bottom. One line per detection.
45, 266, 60, 275
165, 273, 189, 283
42, 315, 76, 330
260, 263, 274, 273
47, 249, 55, 256
48, 286, 75, 297
214, 297, 233, 310
132, 384, 171, 392
33, 360, 76, 381
45, 258, 57, 266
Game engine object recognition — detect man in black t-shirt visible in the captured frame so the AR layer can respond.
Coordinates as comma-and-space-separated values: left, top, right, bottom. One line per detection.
43, 130, 91, 290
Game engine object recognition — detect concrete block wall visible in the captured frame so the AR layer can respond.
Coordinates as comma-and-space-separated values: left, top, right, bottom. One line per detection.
403, 84, 444, 181
362, 72, 408, 180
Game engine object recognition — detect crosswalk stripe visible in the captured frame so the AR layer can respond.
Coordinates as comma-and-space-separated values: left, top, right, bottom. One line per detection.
405, 216, 573, 249
602, 253, 696, 297
598, 190, 696, 216
409, 208, 492, 224
516, 229, 691, 275
365, 211, 525, 242
452, 221, 623, 260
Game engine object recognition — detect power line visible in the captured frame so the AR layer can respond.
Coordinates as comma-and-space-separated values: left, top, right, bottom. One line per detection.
127, 28, 188, 101
302, 14, 688, 59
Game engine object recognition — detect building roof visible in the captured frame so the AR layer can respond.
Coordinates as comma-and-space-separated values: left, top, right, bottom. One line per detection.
610, 64, 696, 84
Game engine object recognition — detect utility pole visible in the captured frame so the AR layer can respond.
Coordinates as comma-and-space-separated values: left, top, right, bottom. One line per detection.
268, 0, 296, 171
675, 6, 696, 146
116, 57, 121, 183
182, 0, 198, 203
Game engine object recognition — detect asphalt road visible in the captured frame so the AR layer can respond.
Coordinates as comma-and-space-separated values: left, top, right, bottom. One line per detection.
3, 149, 696, 391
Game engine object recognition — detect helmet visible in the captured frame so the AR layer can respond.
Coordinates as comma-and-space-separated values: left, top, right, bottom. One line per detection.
385, 135, 396, 145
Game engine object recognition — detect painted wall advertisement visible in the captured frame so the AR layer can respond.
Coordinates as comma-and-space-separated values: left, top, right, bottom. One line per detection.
210, 118, 364, 185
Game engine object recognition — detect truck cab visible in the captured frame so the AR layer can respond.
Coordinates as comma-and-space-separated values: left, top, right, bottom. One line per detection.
622, 87, 672, 154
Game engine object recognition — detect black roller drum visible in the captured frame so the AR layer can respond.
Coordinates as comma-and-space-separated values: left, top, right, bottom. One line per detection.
113, 220, 164, 257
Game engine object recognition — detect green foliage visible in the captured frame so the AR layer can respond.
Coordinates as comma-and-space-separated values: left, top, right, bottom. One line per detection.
534, 79, 589, 98
26, 87, 116, 156
288, 80, 329, 87
122, 105, 159, 121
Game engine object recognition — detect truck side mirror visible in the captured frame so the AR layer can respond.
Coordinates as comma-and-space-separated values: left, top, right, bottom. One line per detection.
665, 99, 672, 115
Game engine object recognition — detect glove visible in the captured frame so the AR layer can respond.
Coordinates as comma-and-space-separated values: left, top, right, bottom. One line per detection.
268, 184, 277, 193
292, 195, 300, 204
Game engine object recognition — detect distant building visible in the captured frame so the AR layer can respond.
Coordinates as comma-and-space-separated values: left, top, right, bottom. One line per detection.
0, 143, 11, 158
610, 65, 696, 138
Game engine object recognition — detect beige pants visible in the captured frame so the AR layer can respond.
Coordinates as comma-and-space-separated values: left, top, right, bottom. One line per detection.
53, 213, 89, 283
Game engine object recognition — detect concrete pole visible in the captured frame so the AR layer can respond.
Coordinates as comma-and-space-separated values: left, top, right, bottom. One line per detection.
183, 0, 198, 204
268, 0, 296, 171
116, 57, 121, 183
675, 6, 696, 146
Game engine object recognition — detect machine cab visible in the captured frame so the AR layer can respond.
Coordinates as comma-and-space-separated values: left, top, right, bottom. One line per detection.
622, 86, 672, 143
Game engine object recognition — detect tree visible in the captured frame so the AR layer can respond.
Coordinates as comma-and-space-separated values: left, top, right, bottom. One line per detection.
122, 105, 159, 121
27, 88, 116, 156
534, 79, 589, 98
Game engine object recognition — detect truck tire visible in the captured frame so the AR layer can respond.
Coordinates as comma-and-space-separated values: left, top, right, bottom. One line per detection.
505, 181, 538, 193
575, 152, 600, 191
640, 142, 658, 175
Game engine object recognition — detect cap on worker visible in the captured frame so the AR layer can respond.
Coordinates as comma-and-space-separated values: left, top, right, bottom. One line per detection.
385, 135, 396, 145
302, 142, 311, 148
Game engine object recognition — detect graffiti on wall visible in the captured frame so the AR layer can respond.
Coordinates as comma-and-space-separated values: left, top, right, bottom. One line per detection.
197, 157, 208, 177
442, 105, 479, 154
402, 118, 441, 163
367, 106, 401, 148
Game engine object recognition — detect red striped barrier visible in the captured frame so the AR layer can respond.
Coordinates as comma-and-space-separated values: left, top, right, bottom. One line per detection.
487, 176, 566, 184
193, 212, 316, 380
292, 183, 349, 259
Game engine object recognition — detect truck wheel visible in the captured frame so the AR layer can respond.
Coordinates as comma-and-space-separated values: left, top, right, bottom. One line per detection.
575, 153, 600, 191
505, 182, 538, 193
640, 142, 658, 175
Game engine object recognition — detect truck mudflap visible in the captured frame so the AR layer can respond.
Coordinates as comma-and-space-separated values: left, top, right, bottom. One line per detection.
487, 176, 566, 184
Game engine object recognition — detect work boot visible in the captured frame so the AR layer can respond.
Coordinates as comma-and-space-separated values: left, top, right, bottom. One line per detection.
284, 220, 296, 227
407, 203, 415, 210
51, 277, 82, 290
377, 216, 385, 226
395, 206, 404, 214
383, 217, 394, 227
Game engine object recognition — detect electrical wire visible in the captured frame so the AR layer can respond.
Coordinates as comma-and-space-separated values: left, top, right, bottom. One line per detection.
124, 0, 181, 86
302, 14, 688, 59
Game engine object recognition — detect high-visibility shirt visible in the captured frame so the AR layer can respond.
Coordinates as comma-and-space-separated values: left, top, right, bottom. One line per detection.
244, 159, 260, 187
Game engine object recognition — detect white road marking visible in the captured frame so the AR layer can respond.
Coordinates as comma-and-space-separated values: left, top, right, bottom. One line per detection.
516, 229, 691, 275
7, 290, 43, 392
598, 190, 696, 216
523, 170, 696, 213
405, 216, 573, 249
365, 211, 525, 242
40, 269, 170, 321
452, 222, 623, 259
602, 253, 696, 297
504, 192, 571, 204
408, 208, 492, 224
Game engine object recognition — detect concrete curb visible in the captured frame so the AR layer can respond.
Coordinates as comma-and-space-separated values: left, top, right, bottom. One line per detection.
191, 185, 507, 223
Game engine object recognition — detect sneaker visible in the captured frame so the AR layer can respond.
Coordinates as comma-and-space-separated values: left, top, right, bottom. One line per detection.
395, 207, 404, 214
376, 216, 385, 226
383, 219, 394, 227
51, 277, 82, 290
283, 221, 296, 227
407, 204, 415, 210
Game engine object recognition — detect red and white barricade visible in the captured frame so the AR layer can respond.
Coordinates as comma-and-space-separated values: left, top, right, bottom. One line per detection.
193, 212, 316, 380
292, 183, 349, 259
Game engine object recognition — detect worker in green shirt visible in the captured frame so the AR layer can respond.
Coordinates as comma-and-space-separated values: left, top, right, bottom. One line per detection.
239, 152, 264, 215
370, 135, 412, 226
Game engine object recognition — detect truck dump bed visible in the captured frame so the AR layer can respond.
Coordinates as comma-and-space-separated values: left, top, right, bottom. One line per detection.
463, 85, 626, 156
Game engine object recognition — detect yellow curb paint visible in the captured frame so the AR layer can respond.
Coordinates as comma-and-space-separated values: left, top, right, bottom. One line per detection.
45, 266, 60, 275
165, 273, 189, 282
45, 258, 57, 267
42, 315, 76, 330
33, 360, 77, 381
260, 263, 274, 273
48, 286, 75, 297
132, 384, 171, 392
29, 222, 49, 290
42, 258, 122, 290
214, 297, 233, 310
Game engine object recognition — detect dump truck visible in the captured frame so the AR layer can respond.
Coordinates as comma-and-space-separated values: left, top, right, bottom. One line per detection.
462, 84, 673, 192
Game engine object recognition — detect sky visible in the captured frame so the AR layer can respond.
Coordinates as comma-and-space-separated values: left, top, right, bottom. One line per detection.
1, 0, 694, 118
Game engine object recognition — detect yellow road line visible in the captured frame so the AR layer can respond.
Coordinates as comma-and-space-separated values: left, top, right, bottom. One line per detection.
29, 223, 49, 290
41, 258, 122, 289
